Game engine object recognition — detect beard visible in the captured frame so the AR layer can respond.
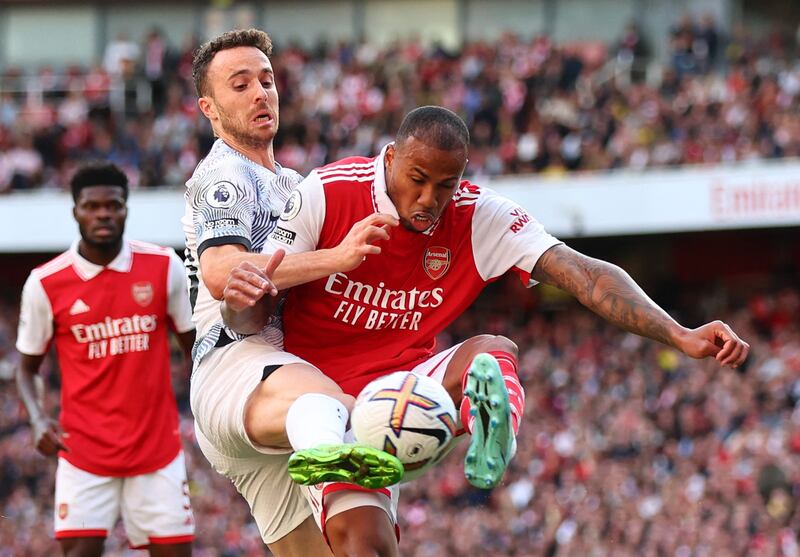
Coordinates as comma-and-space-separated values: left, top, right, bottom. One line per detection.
216, 104, 276, 149
79, 224, 124, 251
400, 218, 424, 233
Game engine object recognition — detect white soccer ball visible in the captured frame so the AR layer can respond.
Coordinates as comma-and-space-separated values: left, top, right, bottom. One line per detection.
351, 371, 458, 482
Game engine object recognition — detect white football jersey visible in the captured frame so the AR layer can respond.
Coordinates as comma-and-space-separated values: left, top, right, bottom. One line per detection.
183, 139, 303, 362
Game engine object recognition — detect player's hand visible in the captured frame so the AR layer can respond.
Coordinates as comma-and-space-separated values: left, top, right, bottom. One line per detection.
675, 320, 750, 367
223, 250, 285, 312
32, 416, 69, 456
334, 213, 399, 271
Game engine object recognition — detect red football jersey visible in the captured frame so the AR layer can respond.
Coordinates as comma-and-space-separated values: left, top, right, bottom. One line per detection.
16, 240, 194, 476
266, 147, 561, 395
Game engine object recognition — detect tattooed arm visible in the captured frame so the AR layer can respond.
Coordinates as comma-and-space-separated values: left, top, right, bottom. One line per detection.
531, 244, 749, 367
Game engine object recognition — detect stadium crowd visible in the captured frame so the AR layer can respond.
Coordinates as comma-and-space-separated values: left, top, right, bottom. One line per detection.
2, 13, 799, 557
0, 275, 798, 556
2, 17, 800, 191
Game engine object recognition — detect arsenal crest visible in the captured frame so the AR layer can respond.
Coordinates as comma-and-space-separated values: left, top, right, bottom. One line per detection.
423, 247, 451, 280
132, 282, 153, 307
58, 503, 68, 520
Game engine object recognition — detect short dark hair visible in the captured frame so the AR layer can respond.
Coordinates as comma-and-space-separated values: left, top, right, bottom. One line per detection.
396, 106, 470, 152
70, 162, 129, 202
192, 28, 274, 97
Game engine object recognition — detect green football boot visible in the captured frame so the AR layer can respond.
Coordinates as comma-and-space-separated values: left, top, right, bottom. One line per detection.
463, 353, 516, 489
287, 444, 404, 489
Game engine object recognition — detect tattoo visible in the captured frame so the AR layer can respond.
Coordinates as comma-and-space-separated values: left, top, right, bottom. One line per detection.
533, 245, 676, 346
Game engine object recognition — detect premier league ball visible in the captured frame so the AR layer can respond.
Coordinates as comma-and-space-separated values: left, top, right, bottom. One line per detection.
351, 372, 458, 481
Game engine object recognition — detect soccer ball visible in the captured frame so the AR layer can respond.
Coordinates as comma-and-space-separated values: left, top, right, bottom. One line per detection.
351, 372, 458, 482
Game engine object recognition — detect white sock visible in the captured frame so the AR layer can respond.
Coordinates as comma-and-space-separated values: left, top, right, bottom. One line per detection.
285, 393, 349, 451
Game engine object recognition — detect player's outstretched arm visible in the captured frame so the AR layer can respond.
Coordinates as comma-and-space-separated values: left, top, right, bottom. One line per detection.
531, 244, 749, 367
16, 354, 69, 456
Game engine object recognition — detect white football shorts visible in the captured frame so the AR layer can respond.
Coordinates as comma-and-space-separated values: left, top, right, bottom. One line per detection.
54, 451, 194, 548
190, 335, 315, 543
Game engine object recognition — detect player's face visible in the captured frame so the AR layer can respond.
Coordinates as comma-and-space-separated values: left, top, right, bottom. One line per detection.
202, 46, 279, 148
384, 137, 467, 233
73, 186, 127, 247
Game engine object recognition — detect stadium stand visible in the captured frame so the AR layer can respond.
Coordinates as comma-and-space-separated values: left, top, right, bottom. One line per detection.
1, 11, 799, 557
1, 17, 800, 191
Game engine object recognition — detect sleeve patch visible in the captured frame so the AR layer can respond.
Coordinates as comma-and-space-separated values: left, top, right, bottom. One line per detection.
271, 226, 297, 245
509, 207, 531, 233
204, 181, 240, 209
202, 218, 240, 231
280, 190, 302, 221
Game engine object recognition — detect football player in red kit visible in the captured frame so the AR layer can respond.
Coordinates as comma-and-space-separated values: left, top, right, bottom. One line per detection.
16, 163, 195, 557
223, 106, 750, 556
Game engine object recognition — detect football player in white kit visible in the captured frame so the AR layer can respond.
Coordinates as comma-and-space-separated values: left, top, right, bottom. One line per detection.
183, 29, 403, 557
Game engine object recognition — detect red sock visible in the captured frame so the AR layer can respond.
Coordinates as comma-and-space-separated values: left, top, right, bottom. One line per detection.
459, 351, 525, 435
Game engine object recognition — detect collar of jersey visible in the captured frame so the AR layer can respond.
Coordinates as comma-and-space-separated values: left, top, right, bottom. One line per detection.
69, 238, 133, 281
372, 143, 400, 219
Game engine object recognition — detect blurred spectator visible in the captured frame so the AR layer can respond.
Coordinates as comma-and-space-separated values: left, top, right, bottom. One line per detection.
143, 28, 171, 114
696, 13, 721, 72
615, 20, 650, 83
1, 131, 43, 191
669, 13, 699, 76
103, 33, 140, 79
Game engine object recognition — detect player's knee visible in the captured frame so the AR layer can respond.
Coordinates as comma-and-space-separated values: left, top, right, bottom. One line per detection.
147, 542, 192, 557
60, 537, 104, 557
326, 532, 395, 557
467, 334, 518, 357
327, 392, 356, 413
326, 515, 396, 557
492, 334, 518, 356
